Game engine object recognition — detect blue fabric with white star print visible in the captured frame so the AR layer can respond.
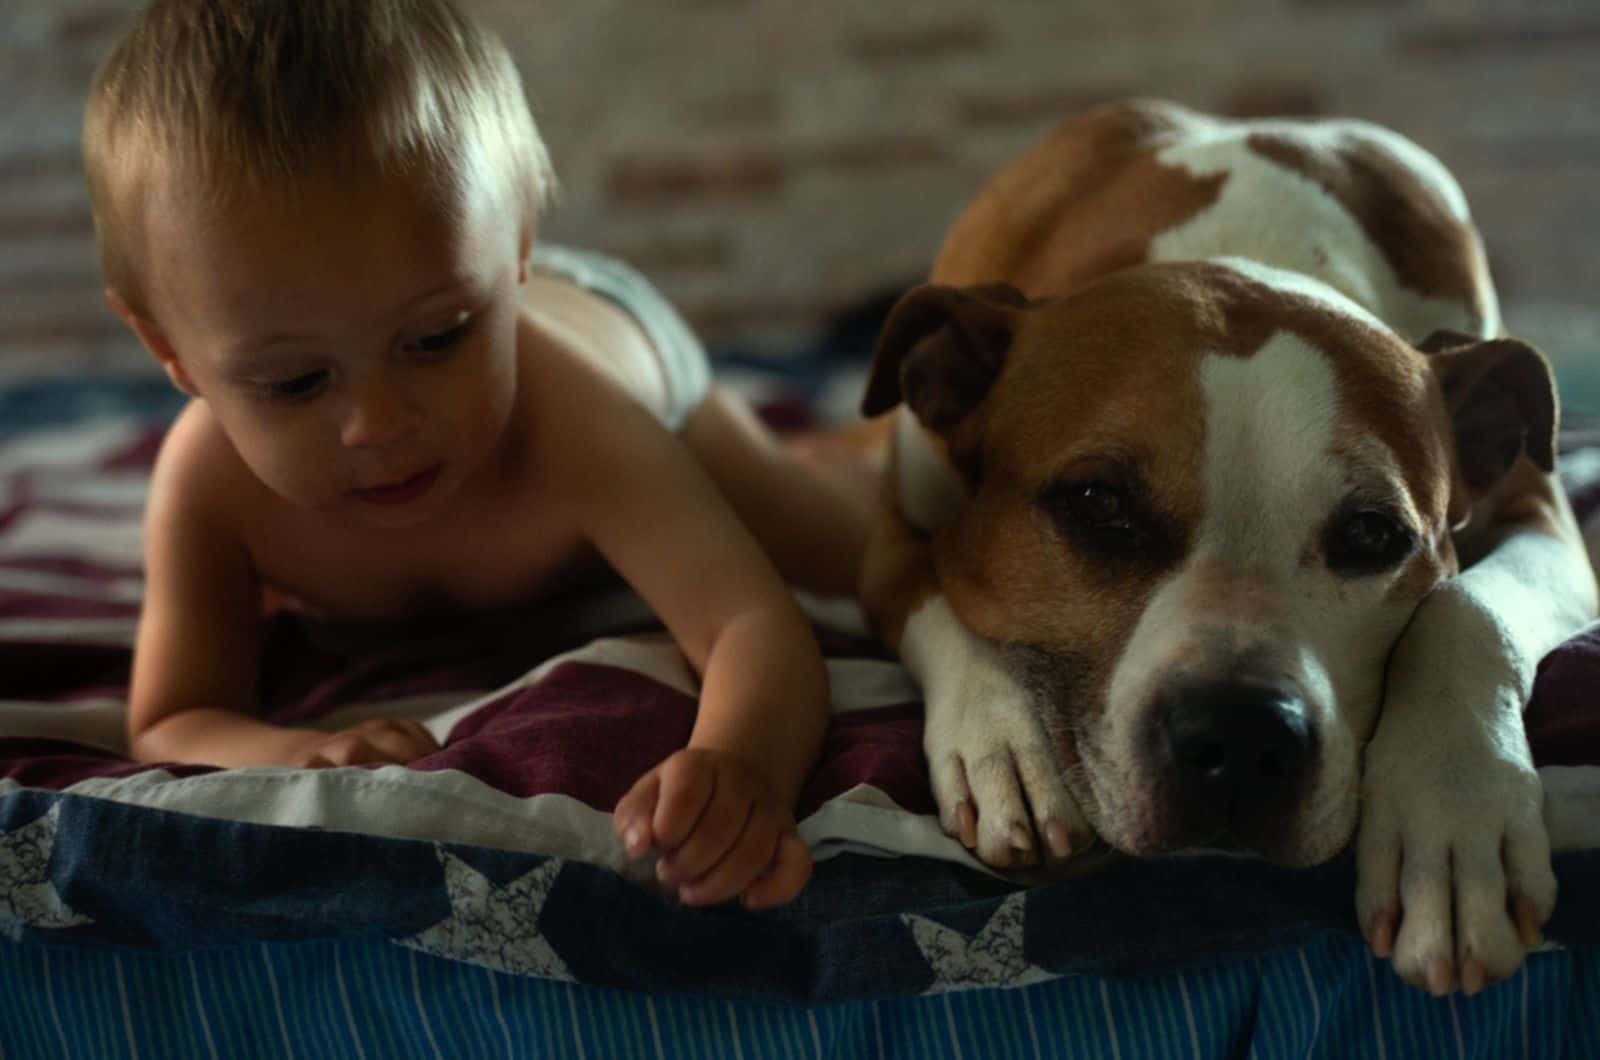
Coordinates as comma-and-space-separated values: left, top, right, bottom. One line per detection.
4, 789, 1600, 1057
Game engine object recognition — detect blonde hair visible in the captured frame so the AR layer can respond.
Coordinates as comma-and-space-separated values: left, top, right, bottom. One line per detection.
83, 0, 555, 316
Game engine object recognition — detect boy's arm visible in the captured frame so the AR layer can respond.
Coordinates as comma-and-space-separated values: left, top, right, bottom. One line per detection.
129, 412, 437, 768
128, 417, 300, 765
541, 352, 830, 805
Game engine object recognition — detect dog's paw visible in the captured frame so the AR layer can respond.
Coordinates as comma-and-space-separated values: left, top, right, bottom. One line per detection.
1355, 747, 1555, 996
923, 668, 1093, 869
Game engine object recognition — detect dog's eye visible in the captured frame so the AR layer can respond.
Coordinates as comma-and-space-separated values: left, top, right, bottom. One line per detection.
1068, 482, 1132, 530
1325, 508, 1414, 575
1039, 479, 1135, 534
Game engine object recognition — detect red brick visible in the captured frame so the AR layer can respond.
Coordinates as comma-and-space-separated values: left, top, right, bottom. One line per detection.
848, 17, 995, 62
790, 136, 952, 177
0, 149, 83, 189
605, 152, 786, 207
691, 90, 781, 132
1398, 16, 1600, 57
0, 206, 97, 242
602, 234, 733, 274
952, 86, 1136, 129
678, 295, 847, 340
1220, 78, 1327, 119
55, 6, 135, 46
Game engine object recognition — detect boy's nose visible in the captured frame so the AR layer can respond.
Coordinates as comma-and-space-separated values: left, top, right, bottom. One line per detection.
340, 380, 417, 449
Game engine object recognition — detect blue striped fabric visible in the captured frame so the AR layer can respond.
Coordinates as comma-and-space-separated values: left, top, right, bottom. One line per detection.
4, 935, 1596, 1059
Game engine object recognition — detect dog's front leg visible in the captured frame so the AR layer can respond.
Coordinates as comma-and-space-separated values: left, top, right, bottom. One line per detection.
862, 503, 1090, 868
1358, 466, 1598, 995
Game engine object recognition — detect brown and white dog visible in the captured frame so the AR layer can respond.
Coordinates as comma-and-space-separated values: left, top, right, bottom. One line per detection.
860, 100, 1599, 995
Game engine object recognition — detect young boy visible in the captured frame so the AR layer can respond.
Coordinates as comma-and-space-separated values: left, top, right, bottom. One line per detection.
83, 0, 873, 909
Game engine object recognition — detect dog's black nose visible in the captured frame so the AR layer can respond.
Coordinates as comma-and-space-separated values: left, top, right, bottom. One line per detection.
1159, 682, 1314, 818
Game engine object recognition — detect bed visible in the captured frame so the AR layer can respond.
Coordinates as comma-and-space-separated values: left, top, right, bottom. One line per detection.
3, 366, 1600, 1060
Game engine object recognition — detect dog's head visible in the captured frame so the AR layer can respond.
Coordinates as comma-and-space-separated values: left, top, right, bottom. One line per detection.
864, 260, 1556, 865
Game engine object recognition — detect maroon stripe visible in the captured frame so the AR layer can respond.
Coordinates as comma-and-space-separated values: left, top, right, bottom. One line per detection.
800, 702, 932, 818
0, 738, 215, 789
1529, 626, 1600, 767
0, 592, 140, 619
101, 428, 168, 473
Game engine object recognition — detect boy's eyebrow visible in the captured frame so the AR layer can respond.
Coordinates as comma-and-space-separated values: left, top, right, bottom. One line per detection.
220, 332, 315, 369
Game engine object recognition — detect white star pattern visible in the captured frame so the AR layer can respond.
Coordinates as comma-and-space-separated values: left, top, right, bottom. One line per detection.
901, 892, 1055, 994
398, 846, 574, 981
0, 803, 93, 941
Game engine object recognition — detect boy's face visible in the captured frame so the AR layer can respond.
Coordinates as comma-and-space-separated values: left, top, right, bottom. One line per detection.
130, 167, 527, 530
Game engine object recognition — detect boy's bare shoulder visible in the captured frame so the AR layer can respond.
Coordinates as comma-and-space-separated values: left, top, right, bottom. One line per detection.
148, 401, 271, 529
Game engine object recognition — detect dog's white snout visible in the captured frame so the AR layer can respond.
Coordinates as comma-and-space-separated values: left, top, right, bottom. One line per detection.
1154, 680, 1317, 837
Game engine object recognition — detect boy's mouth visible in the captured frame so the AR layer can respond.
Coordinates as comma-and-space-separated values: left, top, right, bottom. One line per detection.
349, 465, 442, 506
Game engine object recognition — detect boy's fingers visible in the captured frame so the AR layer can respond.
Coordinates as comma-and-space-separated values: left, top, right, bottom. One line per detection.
652, 757, 715, 851
613, 771, 662, 856
741, 831, 813, 911
676, 811, 780, 906
658, 795, 755, 887
358, 721, 438, 763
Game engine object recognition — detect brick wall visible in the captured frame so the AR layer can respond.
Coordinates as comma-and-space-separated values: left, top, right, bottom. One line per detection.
2, 0, 1597, 386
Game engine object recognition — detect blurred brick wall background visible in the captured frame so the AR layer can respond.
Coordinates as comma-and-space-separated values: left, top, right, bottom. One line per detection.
2, 0, 1596, 405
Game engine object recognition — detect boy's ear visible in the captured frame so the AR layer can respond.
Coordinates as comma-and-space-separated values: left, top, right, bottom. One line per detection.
106, 289, 200, 397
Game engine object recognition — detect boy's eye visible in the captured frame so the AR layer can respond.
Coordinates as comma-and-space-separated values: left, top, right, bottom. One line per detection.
408, 314, 473, 358
264, 371, 329, 401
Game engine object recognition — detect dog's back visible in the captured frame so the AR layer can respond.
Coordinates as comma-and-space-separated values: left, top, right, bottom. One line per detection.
932, 100, 1498, 343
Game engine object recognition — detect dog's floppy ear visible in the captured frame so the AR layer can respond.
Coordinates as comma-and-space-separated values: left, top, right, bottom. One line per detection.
860, 283, 1028, 433
1418, 329, 1557, 500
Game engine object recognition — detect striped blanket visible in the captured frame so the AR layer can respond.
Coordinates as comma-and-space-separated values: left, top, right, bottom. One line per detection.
4, 407, 1600, 1014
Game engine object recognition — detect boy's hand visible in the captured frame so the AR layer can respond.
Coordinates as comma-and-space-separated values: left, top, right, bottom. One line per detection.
614, 748, 812, 910
289, 719, 440, 768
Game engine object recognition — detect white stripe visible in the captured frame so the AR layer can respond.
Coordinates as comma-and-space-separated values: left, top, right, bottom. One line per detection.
725, 1003, 745, 1060
1177, 971, 1201, 1059
564, 983, 588, 1060
484, 967, 512, 1060
1447, 993, 1465, 1059
1250, 957, 1263, 1060
1297, 948, 1322, 1059
1, 509, 144, 569
1019, 986, 1043, 1060
187, 956, 220, 1060
42, 950, 69, 1060
408, 950, 444, 1060
647, 996, 666, 1060
261, 944, 296, 1059
808, 1011, 823, 1058
0, 568, 143, 604
1363, 949, 1387, 1060
0, 699, 131, 754
0, 618, 138, 644
872, 1001, 885, 1060
0, 420, 150, 472
332, 949, 367, 1060
1100, 981, 1125, 1060
941, 993, 965, 1060
113, 955, 141, 1060
0, 477, 147, 509
1521, 963, 1531, 1060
